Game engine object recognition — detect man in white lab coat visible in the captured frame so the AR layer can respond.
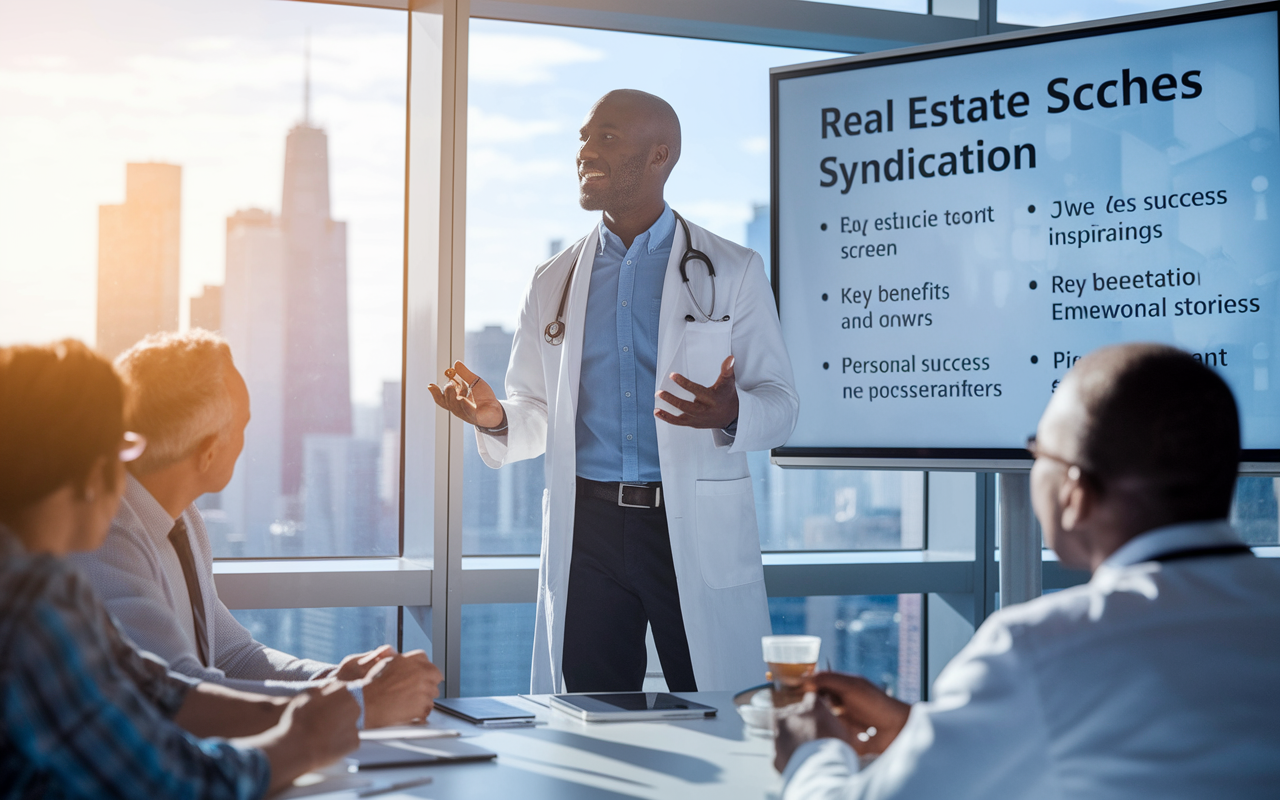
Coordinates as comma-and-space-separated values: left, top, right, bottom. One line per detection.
775, 343, 1280, 798
430, 90, 798, 693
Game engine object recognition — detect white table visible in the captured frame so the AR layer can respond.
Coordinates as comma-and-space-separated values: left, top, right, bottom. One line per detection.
310, 692, 782, 799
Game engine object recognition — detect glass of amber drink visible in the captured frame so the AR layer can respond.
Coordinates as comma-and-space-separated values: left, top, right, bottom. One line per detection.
762, 635, 822, 708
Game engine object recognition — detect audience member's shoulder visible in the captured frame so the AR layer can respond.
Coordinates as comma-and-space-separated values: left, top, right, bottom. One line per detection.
0, 550, 97, 648
68, 499, 150, 575
977, 581, 1105, 655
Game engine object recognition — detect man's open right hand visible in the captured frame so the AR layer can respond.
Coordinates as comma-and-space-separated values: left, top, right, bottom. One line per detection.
428, 360, 505, 429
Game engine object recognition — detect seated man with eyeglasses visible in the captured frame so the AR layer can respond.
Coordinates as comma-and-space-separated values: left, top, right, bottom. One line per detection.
774, 343, 1280, 799
70, 330, 441, 729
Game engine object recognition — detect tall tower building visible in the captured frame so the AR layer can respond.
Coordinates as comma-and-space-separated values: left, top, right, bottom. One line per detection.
220, 209, 287, 556
280, 82, 352, 494
96, 163, 182, 358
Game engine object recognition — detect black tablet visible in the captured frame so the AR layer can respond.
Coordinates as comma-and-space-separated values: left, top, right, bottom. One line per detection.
548, 692, 718, 722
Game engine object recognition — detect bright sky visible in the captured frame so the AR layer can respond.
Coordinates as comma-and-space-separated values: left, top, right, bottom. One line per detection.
998, 0, 1201, 26
0, 0, 405, 404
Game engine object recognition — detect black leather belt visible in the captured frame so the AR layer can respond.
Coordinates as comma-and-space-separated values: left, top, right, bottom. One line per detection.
577, 477, 663, 509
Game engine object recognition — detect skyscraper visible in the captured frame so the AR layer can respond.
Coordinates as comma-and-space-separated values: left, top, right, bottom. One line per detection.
462, 325, 544, 554
96, 162, 181, 358
189, 284, 222, 332
280, 114, 352, 495
212, 53, 371, 557
220, 209, 287, 556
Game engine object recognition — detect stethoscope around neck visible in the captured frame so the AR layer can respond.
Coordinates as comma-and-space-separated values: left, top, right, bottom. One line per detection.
544, 210, 727, 346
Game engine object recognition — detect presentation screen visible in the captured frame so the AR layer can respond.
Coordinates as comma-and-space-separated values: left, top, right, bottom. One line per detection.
771, 3, 1280, 469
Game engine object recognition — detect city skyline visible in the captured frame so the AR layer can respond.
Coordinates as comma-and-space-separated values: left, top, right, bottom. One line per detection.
96, 162, 182, 358
0, 0, 406, 407
210, 95, 391, 557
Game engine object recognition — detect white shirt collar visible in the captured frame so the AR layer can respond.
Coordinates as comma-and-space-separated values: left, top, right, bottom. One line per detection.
123, 473, 183, 544
1101, 518, 1242, 569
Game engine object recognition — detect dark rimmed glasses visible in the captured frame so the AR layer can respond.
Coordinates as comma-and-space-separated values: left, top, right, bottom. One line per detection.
1026, 434, 1085, 480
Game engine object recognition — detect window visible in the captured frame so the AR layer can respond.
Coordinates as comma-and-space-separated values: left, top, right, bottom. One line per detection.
800, 0, 980, 19
12, 0, 1251, 703
1232, 476, 1280, 546
998, 0, 1192, 27
0, 0, 407, 560
231, 607, 400, 665
458, 597, 923, 701
460, 604, 536, 696
770, 594, 924, 702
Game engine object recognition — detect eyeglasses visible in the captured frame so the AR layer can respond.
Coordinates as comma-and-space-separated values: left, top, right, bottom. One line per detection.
119, 432, 147, 463
1026, 434, 1085, 481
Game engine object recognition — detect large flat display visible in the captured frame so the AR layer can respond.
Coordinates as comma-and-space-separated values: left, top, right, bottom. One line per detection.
772, 2, 1280, 468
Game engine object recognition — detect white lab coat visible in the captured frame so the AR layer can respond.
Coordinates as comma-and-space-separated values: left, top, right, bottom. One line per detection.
476, 218, 799, 693
781, 520, 1280, 799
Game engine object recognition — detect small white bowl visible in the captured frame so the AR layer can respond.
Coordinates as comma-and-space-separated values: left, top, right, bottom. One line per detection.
734, 687, 774, 733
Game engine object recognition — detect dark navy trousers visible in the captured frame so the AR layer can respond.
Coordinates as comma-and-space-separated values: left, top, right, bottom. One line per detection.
560, 490, 698, 693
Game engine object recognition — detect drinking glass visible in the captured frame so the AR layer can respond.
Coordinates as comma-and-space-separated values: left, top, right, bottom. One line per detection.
762, 635, 821, 708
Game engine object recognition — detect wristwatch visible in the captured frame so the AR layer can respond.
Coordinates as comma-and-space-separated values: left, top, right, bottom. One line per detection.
476, 408, 509, 435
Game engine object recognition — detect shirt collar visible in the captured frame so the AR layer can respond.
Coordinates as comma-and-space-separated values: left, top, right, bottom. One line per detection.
1101, 518, 1242, 569
124, 472, 184, 544
597, 203, 675, 256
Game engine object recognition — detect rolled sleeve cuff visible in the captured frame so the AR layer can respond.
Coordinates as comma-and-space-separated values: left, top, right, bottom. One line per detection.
156, 668, 201, 718
219, 743, 272, 800
782, 738, 861, 799
713, 417, 739, 449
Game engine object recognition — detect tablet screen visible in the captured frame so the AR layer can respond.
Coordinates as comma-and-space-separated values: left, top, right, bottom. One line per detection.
556, 693, 716, 714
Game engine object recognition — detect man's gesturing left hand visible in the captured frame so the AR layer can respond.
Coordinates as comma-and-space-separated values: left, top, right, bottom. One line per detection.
655, 355, 739, 429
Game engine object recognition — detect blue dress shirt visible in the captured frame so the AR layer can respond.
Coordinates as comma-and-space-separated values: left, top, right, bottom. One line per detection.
575, 204, 675, 482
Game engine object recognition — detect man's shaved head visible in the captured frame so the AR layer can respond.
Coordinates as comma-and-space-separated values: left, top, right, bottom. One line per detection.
592, 89, 682, 174
576, 90, 681, 219
1050, 343, 1240, 521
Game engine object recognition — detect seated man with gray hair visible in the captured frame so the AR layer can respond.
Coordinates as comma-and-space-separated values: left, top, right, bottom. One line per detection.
72, 330, 441, 728
775, 343, 1280, 799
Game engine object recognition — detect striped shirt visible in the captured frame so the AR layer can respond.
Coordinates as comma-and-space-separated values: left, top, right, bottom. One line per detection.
0, 523, 270, 799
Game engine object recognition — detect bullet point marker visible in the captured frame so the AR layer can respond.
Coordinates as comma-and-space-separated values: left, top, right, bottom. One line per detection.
823, 362, 829, 370
1030, 355, 1039, 364
820, 222, 828, 231
1029, 280, 1037, 290
1028, 205, 1036, 213
822, 293, 829, 301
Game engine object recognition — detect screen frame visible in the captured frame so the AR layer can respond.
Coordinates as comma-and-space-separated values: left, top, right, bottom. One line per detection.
768, 0, 1280, 471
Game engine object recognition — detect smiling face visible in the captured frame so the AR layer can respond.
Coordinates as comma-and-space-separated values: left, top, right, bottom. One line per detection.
576, 91, 679, 215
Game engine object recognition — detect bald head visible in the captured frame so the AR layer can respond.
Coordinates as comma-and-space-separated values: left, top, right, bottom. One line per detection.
577, 90, 681, 221
592, 89, 682, 173
1045, 343, 1240, 522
